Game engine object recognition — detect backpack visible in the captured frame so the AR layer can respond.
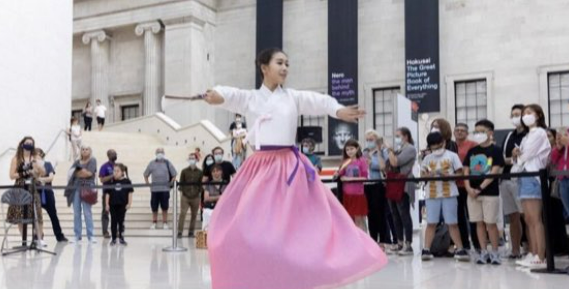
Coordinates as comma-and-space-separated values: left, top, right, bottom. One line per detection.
431, 223, 451, 257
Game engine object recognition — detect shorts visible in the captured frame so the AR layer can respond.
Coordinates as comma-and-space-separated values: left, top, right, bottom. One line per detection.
425, 197, 458, 224
500, 180, 523, 215
518, 177, 542, 200
467, 195, 500, 224
151, 191, 170, 212
97, 117, 105, 125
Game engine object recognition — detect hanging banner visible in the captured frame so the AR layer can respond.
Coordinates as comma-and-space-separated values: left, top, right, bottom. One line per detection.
256, 0, 283, 87
328, 0, 358, 156
405, 0, 440, 113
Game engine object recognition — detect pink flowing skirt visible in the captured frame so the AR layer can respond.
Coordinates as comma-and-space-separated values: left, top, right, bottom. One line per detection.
208, 149, 387, 289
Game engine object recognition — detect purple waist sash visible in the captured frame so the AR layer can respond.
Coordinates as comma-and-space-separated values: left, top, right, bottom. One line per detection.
259, 146, 316, 186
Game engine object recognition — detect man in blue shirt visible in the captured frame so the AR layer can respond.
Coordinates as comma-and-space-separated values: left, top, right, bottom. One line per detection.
99, 149, 117, 239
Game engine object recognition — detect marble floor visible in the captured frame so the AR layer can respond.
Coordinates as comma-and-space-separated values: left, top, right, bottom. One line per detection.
0, 237, 568, 289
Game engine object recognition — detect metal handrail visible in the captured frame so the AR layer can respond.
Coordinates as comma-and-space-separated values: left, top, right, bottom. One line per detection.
0, 148, 16, 160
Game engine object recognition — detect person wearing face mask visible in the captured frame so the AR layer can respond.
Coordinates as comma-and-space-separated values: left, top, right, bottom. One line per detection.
429, 118, 458, 153
99, 149, 118, 239
34, 148, 67, 243
178, 153, 204, 238
363, 130, 393, 248
301, 138, 322, 172
420, 132, 469, 261
204, 147, 236, 184
511, 104, 551, 269
8, 137, 46, 247
144, 148, 177, 230
500, 104, 527, 259
454, 123, 480, 251
385, 127, 417, 256
230, 114, 248, 170
463, 119, 505, 265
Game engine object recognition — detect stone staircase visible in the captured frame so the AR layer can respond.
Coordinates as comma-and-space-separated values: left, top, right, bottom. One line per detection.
1, 130, 211, 239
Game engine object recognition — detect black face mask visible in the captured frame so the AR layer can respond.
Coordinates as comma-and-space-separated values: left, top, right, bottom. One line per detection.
22, 144, 35, 151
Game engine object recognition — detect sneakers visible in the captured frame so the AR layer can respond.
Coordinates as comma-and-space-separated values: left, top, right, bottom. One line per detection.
526, 258, 546, 269
150, 223, 157, 230
421, 249, 434, 261
188, 232, 195, 238
88, 238, 98, 244
163, 223, 169, 230
387, 244, 403, 255
476, 251, 490, 265
454, 249, 470, 262
110, 239, 117, 246
119, 238, 128, 246
398, 243, 414, 256
516, 253, 535, 266
103, 232, 111, 239
35, 239, 48, 248
490, 251, 501, 265
508, 254, 523, 260
177, 232, 183, 238
57, 236, 69, 243
70, 238, 82, 244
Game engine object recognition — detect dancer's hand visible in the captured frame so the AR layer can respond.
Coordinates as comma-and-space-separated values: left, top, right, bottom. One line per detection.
337, 105, 365, 123
203, 90, 224, 105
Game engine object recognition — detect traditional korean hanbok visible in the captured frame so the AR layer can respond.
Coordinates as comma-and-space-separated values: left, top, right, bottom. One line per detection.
208, 85, 387, 289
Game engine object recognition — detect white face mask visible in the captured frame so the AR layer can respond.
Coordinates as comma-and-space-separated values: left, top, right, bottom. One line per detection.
511, 116, 521, 127
156, 153, 165, 160
431, 128, 440, 133
236, 123, 242, 129
394, 137, 402, 146
432, 148, 445, 156
472, 132, 488, 144
188, 159, 197, 166
206, 159, 214, 166
522, 114, 536, 127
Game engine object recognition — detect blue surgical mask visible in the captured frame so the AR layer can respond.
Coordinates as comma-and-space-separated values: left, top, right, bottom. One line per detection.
366, 141, 376, 149
214, 154, 223, 162
302, 147, 310, 154
394, 137, 402, 146
206, 159, 214, 166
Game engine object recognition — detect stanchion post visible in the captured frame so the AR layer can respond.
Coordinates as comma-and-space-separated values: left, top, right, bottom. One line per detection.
163, 182, 187, 252
531, 169, 565, 274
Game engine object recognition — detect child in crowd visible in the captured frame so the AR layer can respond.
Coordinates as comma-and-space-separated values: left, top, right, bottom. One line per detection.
105, 163, 133, 246
463, 120, 505, 265
336, 139, 369, 231
420, 132, 469, 261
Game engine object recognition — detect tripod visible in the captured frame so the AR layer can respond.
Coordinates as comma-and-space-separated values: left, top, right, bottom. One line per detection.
3, 180, 56, 256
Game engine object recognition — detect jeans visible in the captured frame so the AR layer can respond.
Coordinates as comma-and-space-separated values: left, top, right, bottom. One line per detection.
389, 193, 413, 244
560, 178, 569, 218
73, 189, 94, 239
41, 190, 65, 240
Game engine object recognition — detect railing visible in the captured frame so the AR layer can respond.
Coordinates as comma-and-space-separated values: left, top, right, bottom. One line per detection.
0, 129, 69, 167
0, 171, 567, 274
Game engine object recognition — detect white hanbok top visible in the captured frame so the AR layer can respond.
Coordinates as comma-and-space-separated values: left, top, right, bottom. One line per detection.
213, 85, 344, 148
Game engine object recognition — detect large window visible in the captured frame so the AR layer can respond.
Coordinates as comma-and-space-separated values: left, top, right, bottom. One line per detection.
548, 71, 569, 128
455, 79, 487, 130
372, 87, 399, 143
121, 104, 140, 121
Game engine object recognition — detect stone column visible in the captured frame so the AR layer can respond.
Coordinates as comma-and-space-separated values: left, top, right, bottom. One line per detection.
163, 17, 214, 125
82, 30, 110, 111
135, 21, 162, 116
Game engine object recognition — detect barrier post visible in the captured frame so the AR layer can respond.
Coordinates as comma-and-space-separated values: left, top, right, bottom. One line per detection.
531, 169, 566, 274
163, 182, 187, 252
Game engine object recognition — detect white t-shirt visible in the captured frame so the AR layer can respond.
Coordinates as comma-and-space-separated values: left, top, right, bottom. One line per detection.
421, 150, 463, 198
70, 125, 81, 140
95, 105, 107, 118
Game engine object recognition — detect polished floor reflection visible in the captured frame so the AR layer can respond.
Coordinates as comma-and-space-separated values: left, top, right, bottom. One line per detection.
0, 238, 567, 289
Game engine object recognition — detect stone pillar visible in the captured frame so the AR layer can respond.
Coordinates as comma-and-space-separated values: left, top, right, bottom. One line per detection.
135, 21, 162, 116
163, 17, 215, 125
82, 30, 110, 112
